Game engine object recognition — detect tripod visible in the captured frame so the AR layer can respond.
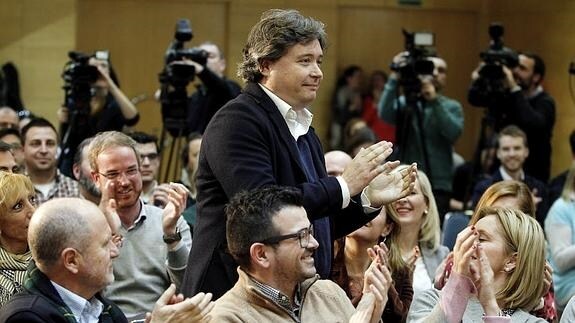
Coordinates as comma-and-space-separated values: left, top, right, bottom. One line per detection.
394, 82, 432, 180
458, 110, 497, 209
158, 117, 188, 183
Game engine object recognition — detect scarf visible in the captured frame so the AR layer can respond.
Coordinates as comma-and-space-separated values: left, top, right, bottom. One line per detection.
0, 246, 31, 307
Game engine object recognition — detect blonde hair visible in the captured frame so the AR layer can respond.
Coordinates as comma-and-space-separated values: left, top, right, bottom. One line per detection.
87, 131, 139, 172
0, 172, 35, 216
382, 205, 408, 276
474, 180, 536, 219
389, 165, 441, 251
472, 207, 545, 310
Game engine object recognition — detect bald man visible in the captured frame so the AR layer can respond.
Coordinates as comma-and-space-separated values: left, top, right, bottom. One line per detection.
0, 198, 126, 322
324, 150, 353, 177
0, 197, 214, 323
0, 107, 19, 130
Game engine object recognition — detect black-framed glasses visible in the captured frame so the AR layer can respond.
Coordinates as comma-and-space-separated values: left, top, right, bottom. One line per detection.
98, 167, 140, 180
259, 224, 314, 248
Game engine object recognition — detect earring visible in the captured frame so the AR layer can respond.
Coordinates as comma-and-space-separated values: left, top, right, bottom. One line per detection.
424, 210, 428, 215
381, 236, 387, 244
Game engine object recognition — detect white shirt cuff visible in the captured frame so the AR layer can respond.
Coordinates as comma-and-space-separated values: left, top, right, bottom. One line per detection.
336, 176, 351, 208
361, 189, 381, 214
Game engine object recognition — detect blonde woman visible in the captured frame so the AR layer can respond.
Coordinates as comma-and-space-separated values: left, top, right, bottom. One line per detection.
437, 180, 556, 321
0, 173, 36, 307
409, 207, 546, 322
388, 166, 448, 295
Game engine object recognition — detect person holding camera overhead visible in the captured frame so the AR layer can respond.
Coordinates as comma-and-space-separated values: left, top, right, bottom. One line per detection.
468, 51, 556, 183
378, 51, 464, 223
57, 51, 140, 177
181, 42, 241, 135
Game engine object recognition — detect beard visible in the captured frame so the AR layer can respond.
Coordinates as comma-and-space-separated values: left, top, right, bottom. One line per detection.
79, 173, 101, 198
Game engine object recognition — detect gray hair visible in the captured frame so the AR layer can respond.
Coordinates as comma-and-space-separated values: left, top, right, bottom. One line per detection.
237, 9, 327, 83
28, 198, 94, 269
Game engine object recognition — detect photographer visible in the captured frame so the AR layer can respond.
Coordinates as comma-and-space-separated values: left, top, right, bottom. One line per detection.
378, 52, 463, 221
179, 42, 241, 135
57, 51, 140, 176
468, 52, 555, 182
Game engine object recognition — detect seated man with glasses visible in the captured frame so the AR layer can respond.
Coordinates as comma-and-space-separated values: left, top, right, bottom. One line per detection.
87, 131, 192, 320
128, 132, 161, 204
0, 128, 25, 172
207, 186, 391, 323
0, 141, 20, 173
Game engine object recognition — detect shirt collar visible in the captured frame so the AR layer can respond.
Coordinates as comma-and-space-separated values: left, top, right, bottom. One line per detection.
247, 272, 302, 318
528, 85, 543, 99
258, 84, 313, 140
51, 280, 103, 323
126, 199, 147, 231
499, 166, 524, 181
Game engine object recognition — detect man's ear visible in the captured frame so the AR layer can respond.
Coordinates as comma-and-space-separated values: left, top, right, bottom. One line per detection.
72, 164, 81, 181
496, 147, 503, 162
250, 243, 272, 269
259, 59, 271, 77
62, 247, 81, 274
91, 171, 102, 188
533, 73, 542, 86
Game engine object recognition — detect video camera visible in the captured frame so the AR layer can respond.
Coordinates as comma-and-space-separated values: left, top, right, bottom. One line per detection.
479, 23, 519, 79
61, 51, 100, 113
159, 19, 208, 89
390, 29, 436, 96
470, 23, 519, 106
158, 19, 208, 137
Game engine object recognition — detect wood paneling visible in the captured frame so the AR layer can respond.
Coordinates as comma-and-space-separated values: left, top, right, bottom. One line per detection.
0, 0, 76, 126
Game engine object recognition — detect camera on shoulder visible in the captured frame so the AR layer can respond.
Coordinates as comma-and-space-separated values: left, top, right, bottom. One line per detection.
390, 29, 436, 97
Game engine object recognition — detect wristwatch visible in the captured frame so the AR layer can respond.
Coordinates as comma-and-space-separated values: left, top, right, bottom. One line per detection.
163, 229, 182, 244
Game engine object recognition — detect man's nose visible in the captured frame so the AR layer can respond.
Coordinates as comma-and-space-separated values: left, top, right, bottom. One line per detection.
311, 62, 323, 79
308, 234, 320, 250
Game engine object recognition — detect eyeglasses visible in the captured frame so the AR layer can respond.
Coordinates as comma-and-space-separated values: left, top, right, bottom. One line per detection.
98, 167, 139, 180
140, 153, 159, 161
259, 224, 314, 248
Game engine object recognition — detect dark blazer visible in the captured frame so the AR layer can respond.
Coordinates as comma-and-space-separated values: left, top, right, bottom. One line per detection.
470, 169, 549, 227
181, 82, 375, 299
0, 262, 127, 323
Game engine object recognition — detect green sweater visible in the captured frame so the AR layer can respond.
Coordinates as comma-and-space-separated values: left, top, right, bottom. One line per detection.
378, 78, 464, 192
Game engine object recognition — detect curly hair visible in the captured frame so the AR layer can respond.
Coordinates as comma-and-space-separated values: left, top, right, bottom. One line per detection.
237, 9, 327, 83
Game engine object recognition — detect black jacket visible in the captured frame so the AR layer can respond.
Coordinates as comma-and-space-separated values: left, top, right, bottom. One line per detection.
180, 83, 375, 299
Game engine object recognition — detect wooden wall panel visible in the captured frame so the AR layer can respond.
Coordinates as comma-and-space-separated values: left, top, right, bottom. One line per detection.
0, 0, 75, 127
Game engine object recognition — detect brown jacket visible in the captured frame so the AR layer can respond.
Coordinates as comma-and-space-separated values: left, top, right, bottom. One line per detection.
207, 268, 355, 322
